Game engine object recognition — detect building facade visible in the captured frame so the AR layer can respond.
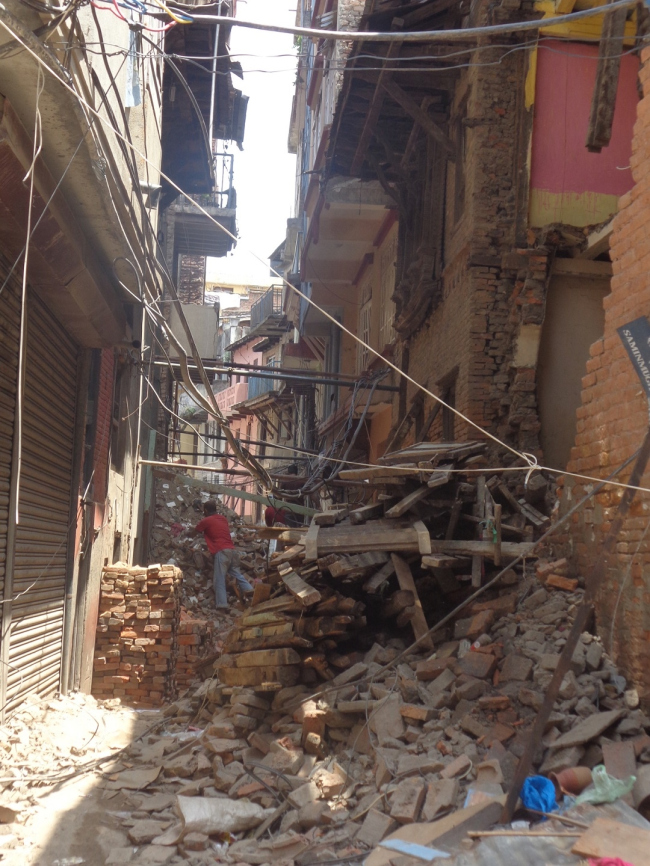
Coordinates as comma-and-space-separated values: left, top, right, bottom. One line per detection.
0, 0, 242, 710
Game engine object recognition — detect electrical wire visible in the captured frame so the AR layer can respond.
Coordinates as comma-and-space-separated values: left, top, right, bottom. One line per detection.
163, 0, 637, 43
6, 10, 650, 500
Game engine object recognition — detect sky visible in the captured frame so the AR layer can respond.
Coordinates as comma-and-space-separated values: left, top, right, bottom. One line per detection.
205, 0, 298, 290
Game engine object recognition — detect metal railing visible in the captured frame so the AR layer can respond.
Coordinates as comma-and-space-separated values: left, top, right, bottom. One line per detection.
250, 286, 283, 329
247, 375, 276, 400
190, 152, 235, 210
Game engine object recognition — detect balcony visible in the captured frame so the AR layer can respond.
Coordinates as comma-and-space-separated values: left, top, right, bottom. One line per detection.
249, 287, 290, 336
247, 375, 278, 401
165, 153, 237, 262
216, 381, 248, 416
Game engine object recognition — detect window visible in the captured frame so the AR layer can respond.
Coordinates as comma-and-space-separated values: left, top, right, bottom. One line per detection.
379, 232, 397, 348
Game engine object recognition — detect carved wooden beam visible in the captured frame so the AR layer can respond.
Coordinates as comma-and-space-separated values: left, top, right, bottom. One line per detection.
585, 0, 628, 152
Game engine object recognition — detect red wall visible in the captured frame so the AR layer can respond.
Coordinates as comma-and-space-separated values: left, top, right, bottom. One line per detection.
531, 40, 638, 200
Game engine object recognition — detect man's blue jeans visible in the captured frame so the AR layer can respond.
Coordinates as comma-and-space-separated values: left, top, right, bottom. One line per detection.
213, 549, 253, 607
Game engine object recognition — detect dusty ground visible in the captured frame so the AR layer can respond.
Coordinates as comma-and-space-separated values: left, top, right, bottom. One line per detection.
0, 694, 158, 866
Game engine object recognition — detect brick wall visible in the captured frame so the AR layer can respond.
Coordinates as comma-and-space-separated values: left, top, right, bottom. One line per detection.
406, 45, 542, 457
557, 48, 650, 703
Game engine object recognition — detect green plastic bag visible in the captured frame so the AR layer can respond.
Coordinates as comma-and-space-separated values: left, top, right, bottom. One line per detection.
574, 764, 636, 805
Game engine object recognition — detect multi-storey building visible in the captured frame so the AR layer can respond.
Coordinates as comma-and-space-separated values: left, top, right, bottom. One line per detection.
0, 0, 242, 709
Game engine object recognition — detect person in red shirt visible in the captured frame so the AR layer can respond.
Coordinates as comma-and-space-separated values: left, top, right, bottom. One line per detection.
186, 500, 252, 609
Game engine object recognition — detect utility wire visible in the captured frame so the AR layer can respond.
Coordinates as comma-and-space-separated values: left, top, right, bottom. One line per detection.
164, 0, 637, 43
5, 10, 650, 499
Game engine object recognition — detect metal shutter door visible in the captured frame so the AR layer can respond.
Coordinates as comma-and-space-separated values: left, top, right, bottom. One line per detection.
6, 292, 78, 709
0, 263, 20, 604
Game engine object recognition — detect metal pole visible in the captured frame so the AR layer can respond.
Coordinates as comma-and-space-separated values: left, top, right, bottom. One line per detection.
207, 0, 223, 151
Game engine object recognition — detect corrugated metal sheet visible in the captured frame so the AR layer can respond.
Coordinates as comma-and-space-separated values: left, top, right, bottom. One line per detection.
0, 261, 20, 602
4, 292, 78, 711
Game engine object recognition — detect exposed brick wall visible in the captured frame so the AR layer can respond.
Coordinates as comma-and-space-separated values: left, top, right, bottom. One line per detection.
557, 48, 650, 704
406, 45, 543, 458
178, 255, 205, 304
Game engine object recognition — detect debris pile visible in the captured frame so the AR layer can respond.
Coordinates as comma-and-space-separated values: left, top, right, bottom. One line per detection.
78, 570, 650, 865
93, 563, 186, 707
149, 472, 268, 617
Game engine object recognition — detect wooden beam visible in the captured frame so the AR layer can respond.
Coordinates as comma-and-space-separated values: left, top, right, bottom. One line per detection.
350, 39, 403, 174
427, 540, 536, 559
391, 554, 434, 651
586, 0, 628, 152
385, 486, 431, 518
381, 79, 455, 159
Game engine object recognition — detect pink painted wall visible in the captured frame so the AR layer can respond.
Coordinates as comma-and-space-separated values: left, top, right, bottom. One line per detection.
531, 40, 638, 199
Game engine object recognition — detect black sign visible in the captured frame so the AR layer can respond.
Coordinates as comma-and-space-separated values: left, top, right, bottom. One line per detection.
617, 316, 650, 398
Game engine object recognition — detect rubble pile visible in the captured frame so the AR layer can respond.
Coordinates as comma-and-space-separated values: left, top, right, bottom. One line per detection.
80, 569, 650, 865
149, 473, 268, 618
92, 563, 183, 706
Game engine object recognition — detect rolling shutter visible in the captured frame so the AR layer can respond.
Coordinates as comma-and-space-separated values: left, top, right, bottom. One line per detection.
0, 263, 20, 605
4, 291, 78, 710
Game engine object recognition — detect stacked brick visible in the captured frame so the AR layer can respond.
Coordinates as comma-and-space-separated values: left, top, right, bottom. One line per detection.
92, 563, 182, 707
176, 612, 216, 692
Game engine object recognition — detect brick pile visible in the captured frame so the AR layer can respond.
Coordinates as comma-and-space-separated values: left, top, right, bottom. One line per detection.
176, 612, 216, 692
92, 562, 182, 707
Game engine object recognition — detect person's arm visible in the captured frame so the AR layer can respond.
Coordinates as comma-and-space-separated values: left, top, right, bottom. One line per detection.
184, 518, 206, 539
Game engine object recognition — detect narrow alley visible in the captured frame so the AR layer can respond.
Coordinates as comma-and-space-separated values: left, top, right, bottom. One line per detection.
3, 0, 650, 863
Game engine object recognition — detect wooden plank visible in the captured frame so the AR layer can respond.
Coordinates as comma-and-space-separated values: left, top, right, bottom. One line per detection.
413, 520, 432, 555
304, 519, 319, 561
233, 648, 302, 668
494, 503, 502, 567
248, 596, 303, 615
428, 540, 536, 559
585, 0, 628, 152
317, 520, 421, 556
427, 466, 453, 489
517, 499, 550, 527
364, 800, 505, 866
363, 559, 396, 592
239, 622, 294, 639
391, 554, 433, 651
350, 501, 390, 524
270, 544, 305, 565
314, 506, 350, 526
572, 817, 650, 863
446, 499, 462, 540
421, 554, 466, 570
218, 665, 300, 688
224, 635, 313, 653
251, 583, 271, 606
281, 570, 321, 606
385, 486, 431, 518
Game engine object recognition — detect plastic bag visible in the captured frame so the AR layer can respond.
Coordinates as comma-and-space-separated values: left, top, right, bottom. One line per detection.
520, 776, 557, 814
575, 764, 636, 805
176, 795, 275, 836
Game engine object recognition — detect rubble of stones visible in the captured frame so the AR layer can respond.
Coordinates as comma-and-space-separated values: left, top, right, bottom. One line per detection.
91, 560, 650, 865
149, 474, 267, 634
